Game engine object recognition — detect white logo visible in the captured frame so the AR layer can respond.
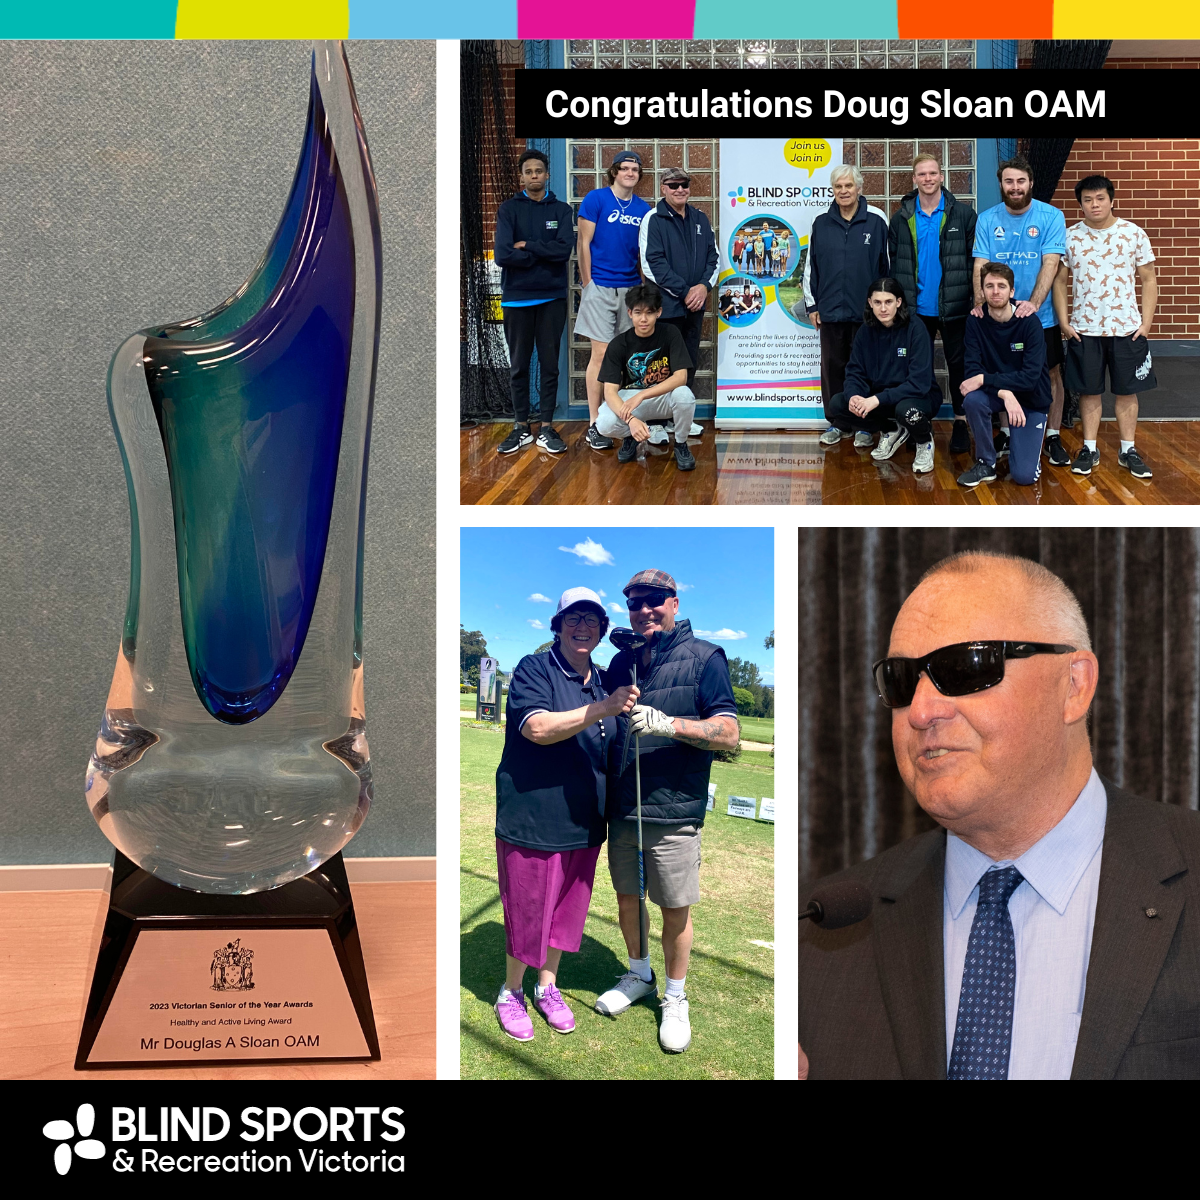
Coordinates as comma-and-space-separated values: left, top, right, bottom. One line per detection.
607, 209, 620, 223
1136, 351, 1153, 380
864, 233, 871, 244
994, 226, 1006, 238
607, 210, 642, 226
43, 1105, 106, 1176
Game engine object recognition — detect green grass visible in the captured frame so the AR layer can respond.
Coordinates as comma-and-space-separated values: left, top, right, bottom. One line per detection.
460, 692, 507, 712
460, 723, 774, 1079
737, 715, 774, 744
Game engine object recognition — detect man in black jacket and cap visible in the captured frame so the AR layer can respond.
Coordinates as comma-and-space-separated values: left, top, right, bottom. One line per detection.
888, 153, 978, 457
596, 569, 740, 1054
493, 149, 576, 456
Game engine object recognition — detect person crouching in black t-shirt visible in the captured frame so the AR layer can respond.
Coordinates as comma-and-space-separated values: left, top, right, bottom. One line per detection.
824, 278, 944, 476
595, 283, 697, 472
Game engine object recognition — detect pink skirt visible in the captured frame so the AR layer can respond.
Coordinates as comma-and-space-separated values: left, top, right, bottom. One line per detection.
496, 838, 602, 968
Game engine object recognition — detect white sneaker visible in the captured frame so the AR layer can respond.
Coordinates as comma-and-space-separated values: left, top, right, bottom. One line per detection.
853, 431, 874, 449
646, 424, 670, 445
658, 992, 692, 1053
871, 424, 910, 461
912, 439, 935, 474
818, 426, 845, 446
688, 422, 702, 437
595, 970, 657, 1015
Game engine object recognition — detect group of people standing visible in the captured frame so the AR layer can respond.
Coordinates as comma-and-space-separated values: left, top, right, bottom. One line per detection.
492, 149, 717, 473
731, 222, 791, 277
805, 153, 1159, 486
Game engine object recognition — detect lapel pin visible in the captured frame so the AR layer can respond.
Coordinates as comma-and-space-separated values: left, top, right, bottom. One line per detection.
1145, 907, 1158, 918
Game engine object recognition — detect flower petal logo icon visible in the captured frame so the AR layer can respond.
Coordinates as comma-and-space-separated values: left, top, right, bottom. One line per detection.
727, 186, 747, 208
42, 1105, 106, 1175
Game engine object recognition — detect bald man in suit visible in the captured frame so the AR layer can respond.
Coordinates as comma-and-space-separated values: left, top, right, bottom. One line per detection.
799, 552, 1200, 1080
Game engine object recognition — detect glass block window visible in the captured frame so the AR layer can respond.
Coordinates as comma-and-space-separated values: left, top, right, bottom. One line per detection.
563, 41, 976, 408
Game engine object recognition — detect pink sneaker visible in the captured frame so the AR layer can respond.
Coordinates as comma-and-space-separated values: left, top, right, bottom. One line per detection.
534, 984, 576, 1033
495, 990, 534, 1041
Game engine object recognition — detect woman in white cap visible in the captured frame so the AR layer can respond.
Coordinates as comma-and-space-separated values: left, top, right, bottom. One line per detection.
492, 587, 639, 1042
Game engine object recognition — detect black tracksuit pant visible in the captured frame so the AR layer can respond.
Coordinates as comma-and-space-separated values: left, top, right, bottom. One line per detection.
503, 298, 567, 425
919, 314, 966, 417
661, 309, 705, 388
819, 321, 859, 418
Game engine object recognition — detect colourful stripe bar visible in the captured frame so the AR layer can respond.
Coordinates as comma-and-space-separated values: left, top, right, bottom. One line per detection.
351, 0, 517, 37
897, 0, 1051, 35
175, 0, 348, 38
695, 0, 896, 37
0, 1, 177, 37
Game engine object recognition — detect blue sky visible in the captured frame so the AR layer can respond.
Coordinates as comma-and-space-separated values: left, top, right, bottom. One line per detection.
461, 527, 775, 680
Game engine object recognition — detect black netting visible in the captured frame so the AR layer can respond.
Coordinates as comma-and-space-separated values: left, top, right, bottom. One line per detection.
461, 41, 517, 425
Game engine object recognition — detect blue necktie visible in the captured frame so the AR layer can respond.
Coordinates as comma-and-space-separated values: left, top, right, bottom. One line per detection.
948, 865, 1024, 1080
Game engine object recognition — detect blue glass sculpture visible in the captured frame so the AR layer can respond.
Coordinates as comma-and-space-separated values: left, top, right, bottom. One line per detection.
86, 42, 382, 894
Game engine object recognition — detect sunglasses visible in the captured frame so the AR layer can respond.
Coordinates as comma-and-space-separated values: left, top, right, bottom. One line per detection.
626, 590, 674, 610
872, 641, 1076, 708
664, 180, 691, 189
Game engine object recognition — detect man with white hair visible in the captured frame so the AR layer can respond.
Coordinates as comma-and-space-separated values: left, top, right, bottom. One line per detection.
802, 165, 890, 449
799, 552, 1200, 1080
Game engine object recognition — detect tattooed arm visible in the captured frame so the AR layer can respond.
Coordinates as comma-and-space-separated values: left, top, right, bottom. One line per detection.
670, 713, 741, 751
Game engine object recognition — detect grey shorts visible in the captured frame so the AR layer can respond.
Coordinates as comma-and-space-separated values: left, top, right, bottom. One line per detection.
575, 281, 634, 344
607, 821, 701, 909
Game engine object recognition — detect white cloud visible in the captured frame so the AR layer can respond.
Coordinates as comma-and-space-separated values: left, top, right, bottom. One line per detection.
527, 619, 545, 630
695, 628, 747, 641
558, 537, 614, 566
597, 589, 607, 597
608, 602, 624, 614
676, 583, 694, 592
527, 593, 553, 603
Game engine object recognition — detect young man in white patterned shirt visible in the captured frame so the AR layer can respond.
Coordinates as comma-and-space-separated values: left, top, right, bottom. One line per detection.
1053, 174, 1158, 480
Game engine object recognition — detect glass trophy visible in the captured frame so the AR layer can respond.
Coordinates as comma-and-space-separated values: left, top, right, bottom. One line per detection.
77, 41, 383, 1069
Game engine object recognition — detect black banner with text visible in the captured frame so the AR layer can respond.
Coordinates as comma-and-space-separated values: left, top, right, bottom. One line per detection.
515, 69, 1193, 139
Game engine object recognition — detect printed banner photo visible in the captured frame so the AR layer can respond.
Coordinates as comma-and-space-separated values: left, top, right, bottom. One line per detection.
716, 138, 841, 429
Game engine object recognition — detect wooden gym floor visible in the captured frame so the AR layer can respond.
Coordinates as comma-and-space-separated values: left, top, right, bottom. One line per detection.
461, 421, 1200, 506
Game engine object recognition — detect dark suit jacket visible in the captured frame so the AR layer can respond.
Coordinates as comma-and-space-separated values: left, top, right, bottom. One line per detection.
798, 780, 1200, 1079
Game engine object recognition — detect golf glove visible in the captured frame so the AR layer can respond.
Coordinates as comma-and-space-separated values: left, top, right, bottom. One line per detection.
629, 704, 676, 739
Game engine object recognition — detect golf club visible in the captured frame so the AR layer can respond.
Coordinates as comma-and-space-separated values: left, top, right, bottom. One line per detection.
609, 627, 649, 963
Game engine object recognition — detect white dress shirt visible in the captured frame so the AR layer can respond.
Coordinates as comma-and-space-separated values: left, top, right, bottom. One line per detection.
944, 769, 1107, 1080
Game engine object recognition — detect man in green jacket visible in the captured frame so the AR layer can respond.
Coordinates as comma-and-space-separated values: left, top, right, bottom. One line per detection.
888, 154, 977, 457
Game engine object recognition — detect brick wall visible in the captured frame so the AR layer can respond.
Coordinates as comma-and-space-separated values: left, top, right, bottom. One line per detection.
1104, 58, 1200, 69
1048, 139, 1200, 340
481, 63, 528, 254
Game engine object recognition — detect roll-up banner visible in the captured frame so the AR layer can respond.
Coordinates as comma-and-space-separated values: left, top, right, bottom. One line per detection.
716, 138, 841, 429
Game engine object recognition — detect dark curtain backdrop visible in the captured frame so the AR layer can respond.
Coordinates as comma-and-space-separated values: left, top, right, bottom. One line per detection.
799, 528, 1200, 883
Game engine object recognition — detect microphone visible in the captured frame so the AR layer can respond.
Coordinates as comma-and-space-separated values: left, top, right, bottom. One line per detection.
799, 881, 873, 930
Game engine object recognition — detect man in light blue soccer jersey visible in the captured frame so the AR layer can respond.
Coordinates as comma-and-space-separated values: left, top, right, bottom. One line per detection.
972, 156, 1069, 468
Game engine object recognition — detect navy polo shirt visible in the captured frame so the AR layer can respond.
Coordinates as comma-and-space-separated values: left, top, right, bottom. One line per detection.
495, 646, 615, 852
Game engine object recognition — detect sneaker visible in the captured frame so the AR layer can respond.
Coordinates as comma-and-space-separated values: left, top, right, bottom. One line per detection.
871, 424, 909, 461
994, 430, 1010, 458
949, 419, 971, 455
497, 423, 532, 455
1071, 447, 1097, 476
957, 459, 998, 488
586, 424, 613, 451
535, 426, 566, 454
646, 423, 670, 445
658, 992, 692, 1053
1118, 446, 1152, 479
595, 969, 657, 1015
495, 990, 534, 1042
1044, 434, 1070, 467
674, 441, 696, 471
665, 421, 703, 438
617, 435, 639, 463
534, 984, 575, 1033
818, 426, 845, 447
912, 439, 935, 474
853, 431, 875, 449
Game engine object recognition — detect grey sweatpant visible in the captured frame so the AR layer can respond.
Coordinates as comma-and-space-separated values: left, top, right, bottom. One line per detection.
596, 387, 696, 443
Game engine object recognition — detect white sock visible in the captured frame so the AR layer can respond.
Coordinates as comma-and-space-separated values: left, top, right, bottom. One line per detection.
1121, 440, 1135, 454
497, 984, 519, 1003
665, 976, 686, 999
999, 418, 1010, 433
1046, 428, 1060, 438
629, 956, 652, 983
534, 983, 548, 999
1085, 439, 1097, 452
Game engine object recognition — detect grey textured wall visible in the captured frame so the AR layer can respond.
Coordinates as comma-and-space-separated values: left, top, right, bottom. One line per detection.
0, 41, 436, 862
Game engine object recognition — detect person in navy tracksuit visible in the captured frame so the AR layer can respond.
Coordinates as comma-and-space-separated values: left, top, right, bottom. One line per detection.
957, 261, 1051, 489
803, 165, 890, 446
492, 149, 576, 456
639, 167, 720, 391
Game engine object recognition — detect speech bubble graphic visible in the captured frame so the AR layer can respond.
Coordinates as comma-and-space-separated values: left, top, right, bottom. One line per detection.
783, 138, 832, 178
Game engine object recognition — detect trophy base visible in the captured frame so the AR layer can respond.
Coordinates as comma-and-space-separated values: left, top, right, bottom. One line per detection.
76, 850, 380, 1069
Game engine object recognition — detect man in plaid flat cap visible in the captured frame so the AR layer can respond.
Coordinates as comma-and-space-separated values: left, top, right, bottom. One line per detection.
597, 569, 740, 1053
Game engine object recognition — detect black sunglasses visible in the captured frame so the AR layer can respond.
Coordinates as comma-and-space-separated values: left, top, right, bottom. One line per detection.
872, 641, 1076, 708
626, 590, 674, 610
664, 179, 691, 189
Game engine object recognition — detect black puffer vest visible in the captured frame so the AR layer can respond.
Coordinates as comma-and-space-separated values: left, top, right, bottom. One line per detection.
887, 189, 977, 321
606, 620, 726, 826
